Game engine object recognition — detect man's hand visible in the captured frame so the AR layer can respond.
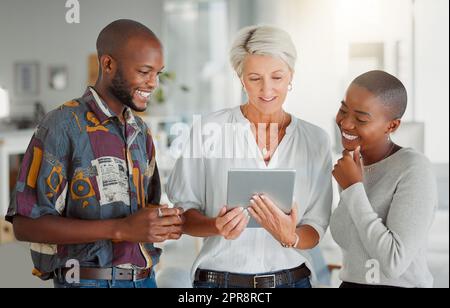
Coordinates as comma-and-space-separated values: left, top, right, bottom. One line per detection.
332, 146, 363, 190
215, 206, 249, 240
116, 205, 184, 243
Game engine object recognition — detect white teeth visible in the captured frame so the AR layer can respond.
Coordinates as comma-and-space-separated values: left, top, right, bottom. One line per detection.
137, 90, 151, 98
342, 132, 358, 141
261, 97, 275, 102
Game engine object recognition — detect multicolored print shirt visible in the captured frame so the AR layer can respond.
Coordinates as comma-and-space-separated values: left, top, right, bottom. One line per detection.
6, 88, 161, 280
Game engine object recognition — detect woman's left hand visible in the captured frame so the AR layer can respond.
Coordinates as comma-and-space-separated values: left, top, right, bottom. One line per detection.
332, 146, 363, 190
248, 195, 298, 245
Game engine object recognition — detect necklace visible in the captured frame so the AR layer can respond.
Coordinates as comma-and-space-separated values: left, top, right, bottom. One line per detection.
243, 104, 287, 159
364, 142, 396, 172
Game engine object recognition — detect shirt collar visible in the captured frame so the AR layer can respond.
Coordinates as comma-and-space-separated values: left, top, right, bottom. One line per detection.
233, 105, 297, 135
89, 87, 114, 119
83, 87, 141, 133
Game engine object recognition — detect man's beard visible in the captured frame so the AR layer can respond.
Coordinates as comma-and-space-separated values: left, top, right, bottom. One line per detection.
109, 68, 148, 112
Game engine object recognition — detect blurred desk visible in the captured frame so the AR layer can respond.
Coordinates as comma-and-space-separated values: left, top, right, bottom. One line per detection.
0, 129, 34, 218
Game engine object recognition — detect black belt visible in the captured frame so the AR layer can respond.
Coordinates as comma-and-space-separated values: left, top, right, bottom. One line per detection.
56, 267, 152, 281
195, 264, 310, 288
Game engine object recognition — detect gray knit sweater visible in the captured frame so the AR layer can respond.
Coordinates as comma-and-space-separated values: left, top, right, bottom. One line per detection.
330, 148, 438, 288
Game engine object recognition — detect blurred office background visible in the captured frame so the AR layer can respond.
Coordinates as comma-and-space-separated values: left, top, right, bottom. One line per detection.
0, 0, 448, 288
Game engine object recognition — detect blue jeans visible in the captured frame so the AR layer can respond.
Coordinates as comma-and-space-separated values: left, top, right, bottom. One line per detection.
53, 270, 157, 288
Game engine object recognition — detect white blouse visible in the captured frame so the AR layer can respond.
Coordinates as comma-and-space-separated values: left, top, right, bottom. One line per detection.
167, 106, 333, 280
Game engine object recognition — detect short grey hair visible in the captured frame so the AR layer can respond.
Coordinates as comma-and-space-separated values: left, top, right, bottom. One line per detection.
230, 25, 297, 77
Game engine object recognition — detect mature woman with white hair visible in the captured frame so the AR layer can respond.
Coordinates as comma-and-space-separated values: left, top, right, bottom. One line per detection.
167, 25, 332, 288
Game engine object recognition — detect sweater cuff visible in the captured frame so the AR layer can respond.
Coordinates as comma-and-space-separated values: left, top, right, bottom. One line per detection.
340, 182, 374, 221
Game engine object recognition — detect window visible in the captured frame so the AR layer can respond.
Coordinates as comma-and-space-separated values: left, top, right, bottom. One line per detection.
163, 0, 229, 115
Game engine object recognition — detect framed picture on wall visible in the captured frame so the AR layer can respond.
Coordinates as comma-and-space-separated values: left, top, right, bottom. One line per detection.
48, 65, 68, 90
88, 54, 99, 86
14, 62, 40, 96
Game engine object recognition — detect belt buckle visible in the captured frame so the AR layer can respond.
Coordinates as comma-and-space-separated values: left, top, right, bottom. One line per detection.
253, 274, 276, 288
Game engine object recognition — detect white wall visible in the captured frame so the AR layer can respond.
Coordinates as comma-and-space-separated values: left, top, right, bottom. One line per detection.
415, 0, 449, 163
252, 0, 449, 163
0, 0, 164, 117
278, 0, 342, 149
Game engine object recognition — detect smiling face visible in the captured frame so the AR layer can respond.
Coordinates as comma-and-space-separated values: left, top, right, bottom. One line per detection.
241, 54, 292, 115
108, 37, 164, 112
336, 83, 400, 153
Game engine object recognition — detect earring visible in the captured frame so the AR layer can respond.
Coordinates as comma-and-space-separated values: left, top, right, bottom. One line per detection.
288, 83, 293, 92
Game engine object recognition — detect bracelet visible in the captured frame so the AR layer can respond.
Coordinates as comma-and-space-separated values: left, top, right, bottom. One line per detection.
281, 233, 299, 248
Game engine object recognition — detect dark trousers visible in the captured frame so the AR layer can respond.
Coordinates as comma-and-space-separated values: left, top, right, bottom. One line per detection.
340, 281, 404, 288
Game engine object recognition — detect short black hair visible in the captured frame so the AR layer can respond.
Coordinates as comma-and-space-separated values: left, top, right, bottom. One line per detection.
352, 70, 408, 119
96, 19, 159, 58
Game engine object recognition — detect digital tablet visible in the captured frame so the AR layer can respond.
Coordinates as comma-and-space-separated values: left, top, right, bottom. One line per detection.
226, 169, 296, 228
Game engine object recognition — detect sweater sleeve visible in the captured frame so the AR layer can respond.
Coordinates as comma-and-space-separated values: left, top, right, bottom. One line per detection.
341, 164, 438, 279
329, 197, 352, 250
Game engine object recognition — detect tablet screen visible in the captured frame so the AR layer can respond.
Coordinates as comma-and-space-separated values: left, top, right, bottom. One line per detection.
226, 169, 296, 228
